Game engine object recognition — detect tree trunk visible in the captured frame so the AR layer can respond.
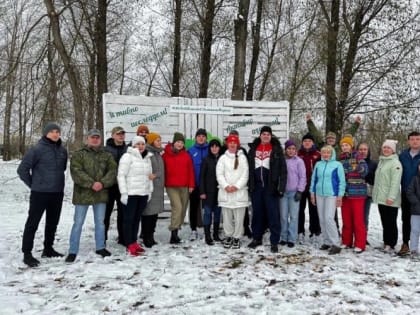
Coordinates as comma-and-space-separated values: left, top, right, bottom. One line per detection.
257, 0, 282, 101
322, 0, 340, 135
171, 0, 182, 97
198, 0, 216, 98
95, 0, 107, 130
44, 0, 85, 146
231, 0, 250, 100
246, 0, 263, 101
46, 27, 58, 123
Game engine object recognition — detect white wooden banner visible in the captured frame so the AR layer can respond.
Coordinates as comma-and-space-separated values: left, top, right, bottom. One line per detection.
103, 94, 289, 148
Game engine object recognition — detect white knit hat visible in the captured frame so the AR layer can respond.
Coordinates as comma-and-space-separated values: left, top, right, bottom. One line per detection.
131, 135, 146, 146
382, 139, 398, 153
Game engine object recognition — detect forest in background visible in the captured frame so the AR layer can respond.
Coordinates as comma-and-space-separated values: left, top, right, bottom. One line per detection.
0, 0, 419, 159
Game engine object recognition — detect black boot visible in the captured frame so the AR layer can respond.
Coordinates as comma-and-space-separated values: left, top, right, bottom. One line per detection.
143, 232, 154, 248
170, 229, 181, 244
204, 225, 214, 245
213, 223, 222, 242
23, 252, 40, 267
42, 247, 64, 258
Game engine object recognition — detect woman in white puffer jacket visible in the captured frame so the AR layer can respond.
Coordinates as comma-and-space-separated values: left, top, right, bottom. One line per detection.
216, 134, 249, 249
118, 136, 154, 256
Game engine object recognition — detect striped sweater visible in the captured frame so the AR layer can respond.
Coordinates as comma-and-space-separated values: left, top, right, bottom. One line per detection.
339, 151, 368, 197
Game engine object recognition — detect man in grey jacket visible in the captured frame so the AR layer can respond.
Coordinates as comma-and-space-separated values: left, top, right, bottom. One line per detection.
17, 122, 68, 267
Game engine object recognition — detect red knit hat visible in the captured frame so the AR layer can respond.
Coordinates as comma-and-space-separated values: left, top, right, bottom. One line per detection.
226, 135, 240, 146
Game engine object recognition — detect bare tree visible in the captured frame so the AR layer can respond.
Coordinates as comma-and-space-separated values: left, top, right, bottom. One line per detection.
245, 0, 263, 101
171, 0, 182, 97
231, 0, 250, 100
44, 0, 85, 145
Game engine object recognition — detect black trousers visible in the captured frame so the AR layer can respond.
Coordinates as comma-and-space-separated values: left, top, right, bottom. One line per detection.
401, 193, 411, 244
124, 195, 147, 246
22, 191, 64, 253
105, 184, 125, 244
141, 214, 158, 240
378, 204, 399, 248
298, 190, 321, 235
189, 187, 202, 230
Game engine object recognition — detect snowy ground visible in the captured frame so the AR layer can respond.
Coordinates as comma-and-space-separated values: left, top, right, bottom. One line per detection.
0, 160, 419, 315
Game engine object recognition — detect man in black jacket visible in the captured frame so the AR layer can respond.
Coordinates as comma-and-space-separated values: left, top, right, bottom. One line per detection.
17, 122, 68, 267
247, 126, 287, 253
104, 126, 128, 245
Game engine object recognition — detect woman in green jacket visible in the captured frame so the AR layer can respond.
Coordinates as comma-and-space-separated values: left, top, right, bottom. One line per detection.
372, 140, 402, 252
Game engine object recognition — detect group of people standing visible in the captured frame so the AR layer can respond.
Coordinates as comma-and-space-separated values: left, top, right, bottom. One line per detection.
17, 118, 420, 267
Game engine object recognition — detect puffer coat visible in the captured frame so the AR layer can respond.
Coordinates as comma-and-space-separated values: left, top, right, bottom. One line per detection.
117, 147, 153, 197
216, 150, 249, 209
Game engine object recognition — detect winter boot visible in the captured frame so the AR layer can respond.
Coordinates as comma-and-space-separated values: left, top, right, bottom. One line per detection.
23, 252, 40, 267
143, 235, 154, 248
204, 225, 214, 245
42, 247, 64, 258
170, 229, 181, 244
213, 223, 222, 242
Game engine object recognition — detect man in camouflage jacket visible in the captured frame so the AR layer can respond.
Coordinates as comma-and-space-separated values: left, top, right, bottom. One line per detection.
65, 129, 117, 263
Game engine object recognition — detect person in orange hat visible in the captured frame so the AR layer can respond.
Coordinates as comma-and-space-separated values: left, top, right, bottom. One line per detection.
141, 132, 164, 247
136, 124, 149, 138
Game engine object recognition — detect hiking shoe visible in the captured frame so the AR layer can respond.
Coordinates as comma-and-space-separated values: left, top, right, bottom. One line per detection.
23, 252, 40, 267
287, 242, 295, 248
354, 247, 364, 254
42, 247, 64, 258
397, 243, 410, 257
320, 244, 331, 250
279, 240, 287, 246
247, 239, 262, 249
65, 254, 76, 263
223, 237, 233, 248
270, 244, 279, 253
96, 248, 111, 257
328, 245, 341, 255
232, 238, 240, 249
341, 244, 352, 249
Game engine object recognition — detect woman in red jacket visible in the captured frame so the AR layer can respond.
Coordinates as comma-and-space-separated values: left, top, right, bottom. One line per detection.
163, 132, 195, 244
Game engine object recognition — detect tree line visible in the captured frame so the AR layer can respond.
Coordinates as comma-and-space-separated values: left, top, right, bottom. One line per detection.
0, 0, 419, 160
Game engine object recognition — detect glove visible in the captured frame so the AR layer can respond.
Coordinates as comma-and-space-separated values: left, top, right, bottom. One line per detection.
120, 194, 128, 205
294, 191, 302, 202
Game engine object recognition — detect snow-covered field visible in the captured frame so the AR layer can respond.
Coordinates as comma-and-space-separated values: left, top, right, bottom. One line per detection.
0, 160, 419, 315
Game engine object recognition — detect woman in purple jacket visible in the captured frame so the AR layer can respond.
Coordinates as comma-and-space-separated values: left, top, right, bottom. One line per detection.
280, 140, 307, 247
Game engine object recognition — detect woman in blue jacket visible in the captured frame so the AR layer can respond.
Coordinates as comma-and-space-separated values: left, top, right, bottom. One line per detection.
310, 145, 346, 255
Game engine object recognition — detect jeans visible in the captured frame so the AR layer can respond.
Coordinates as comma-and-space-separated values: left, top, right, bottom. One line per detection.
203, 204, 221, 226
410, 215, 420, 252
69, 203, 106, 254
280, 191, 300, 243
